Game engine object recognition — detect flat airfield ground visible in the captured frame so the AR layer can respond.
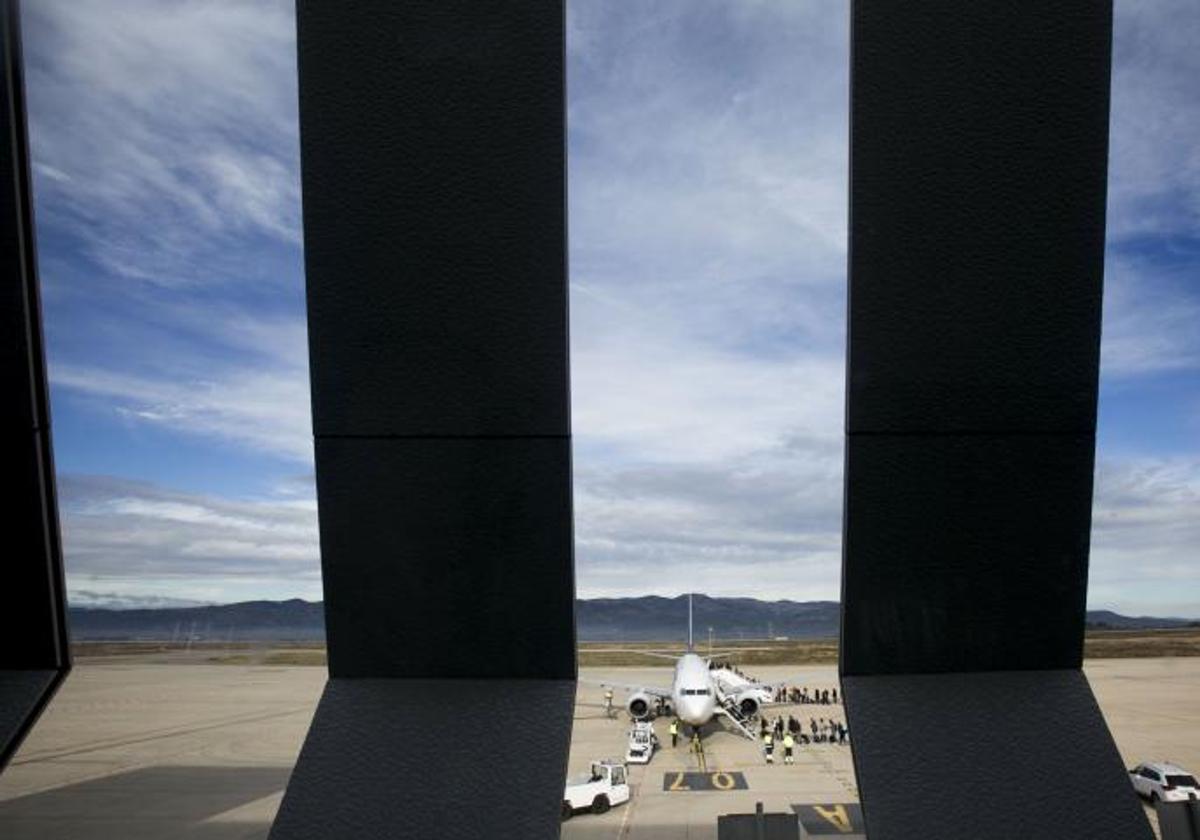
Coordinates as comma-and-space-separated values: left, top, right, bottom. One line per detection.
0, 654, 1196, 838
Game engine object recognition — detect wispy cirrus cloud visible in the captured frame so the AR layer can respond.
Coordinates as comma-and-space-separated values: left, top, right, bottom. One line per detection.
60, 475, 322, 606
24, 0, 301, 287
1090, 456, 1200, 616
49, 306, 314, 463
20, 0, 1200, 615
1107, 0, 1200, 243
1099, 0, 1200, 380
1100, 253, 1200, 377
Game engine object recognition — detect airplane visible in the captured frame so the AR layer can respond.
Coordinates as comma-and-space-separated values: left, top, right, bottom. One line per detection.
587, 594, 790, 740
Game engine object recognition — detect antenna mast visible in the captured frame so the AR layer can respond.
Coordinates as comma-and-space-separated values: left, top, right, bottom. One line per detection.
688, 592, 694, 651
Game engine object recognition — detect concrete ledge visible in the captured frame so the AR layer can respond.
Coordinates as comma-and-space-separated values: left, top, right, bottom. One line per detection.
843, 669, 1152, 840
270, 678, 575, 839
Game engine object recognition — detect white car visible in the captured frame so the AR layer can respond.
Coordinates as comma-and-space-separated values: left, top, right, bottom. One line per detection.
1129, 762, 1200, 804
626, 721, 658, 764
562, 760, 630, 820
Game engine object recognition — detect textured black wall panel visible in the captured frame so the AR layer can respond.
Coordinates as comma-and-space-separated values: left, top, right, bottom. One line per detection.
280, 1, 574, 834
269, 679, 575, 840
1157, 800, 1200, 840
0, 671, 55, 769
841, 434, 1094, 676
0, 0, 41, 435
841, 2, 1141, 837
315, 436, 575, 679
297, 0, 568, 438
847, 1, 1112, 435
2, 433, 67, 669
842, 671, 1152, 840
0, 0, 71, 775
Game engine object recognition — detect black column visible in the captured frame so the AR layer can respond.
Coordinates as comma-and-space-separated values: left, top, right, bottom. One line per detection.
270, 2, 574, 837
0, 0, 71, 772
840, 2, 1151, 838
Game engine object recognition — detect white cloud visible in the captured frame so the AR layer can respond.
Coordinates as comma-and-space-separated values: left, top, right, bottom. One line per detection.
51, 309, 314, 463
60, 475, 323, 605
1101, 255, 1200, 376
564, 0, 851, 599
23, 0, 301, 286
23, 0, 1200, 617
1107, 0, 1200, 241
1089, 456, 1200, 616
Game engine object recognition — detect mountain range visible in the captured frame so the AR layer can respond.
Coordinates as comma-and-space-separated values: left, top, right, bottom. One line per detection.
66, 596, 1194, 642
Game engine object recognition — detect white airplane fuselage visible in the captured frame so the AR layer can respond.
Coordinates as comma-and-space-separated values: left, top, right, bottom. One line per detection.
671, 652, 717, 726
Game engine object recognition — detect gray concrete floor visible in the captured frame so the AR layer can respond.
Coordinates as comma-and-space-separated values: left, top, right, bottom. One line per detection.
0, 658, 1194, 838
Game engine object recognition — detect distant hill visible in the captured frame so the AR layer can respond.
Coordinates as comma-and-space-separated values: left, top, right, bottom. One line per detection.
1083, 610, 1191, 631
66, 596, 1190, 642
69, 598, 326, 642
575, 595, 841, 641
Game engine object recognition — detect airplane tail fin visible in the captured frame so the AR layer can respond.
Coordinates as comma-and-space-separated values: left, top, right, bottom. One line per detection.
687, 592, 694, 652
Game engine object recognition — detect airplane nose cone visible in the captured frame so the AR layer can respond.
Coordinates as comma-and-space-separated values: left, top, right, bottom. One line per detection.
679, 698, 707, 724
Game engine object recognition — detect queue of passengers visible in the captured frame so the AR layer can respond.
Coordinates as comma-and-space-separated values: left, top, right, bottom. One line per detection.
759, 714, 847, 746
773, 685, 838, 705
707, 661, 754, 682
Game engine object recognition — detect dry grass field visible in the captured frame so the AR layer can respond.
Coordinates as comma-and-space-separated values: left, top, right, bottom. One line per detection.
1083, 627, 1200, 658
70, 627, 1200, 669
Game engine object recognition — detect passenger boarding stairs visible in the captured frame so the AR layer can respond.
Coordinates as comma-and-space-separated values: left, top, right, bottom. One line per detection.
710, 667, 762, 741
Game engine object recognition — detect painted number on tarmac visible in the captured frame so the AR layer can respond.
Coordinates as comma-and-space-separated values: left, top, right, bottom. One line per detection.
792, 803, 864, 835
662, 771, 748, 791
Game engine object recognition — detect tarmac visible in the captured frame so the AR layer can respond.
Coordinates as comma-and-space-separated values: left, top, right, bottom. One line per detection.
0, 657, 1195, 838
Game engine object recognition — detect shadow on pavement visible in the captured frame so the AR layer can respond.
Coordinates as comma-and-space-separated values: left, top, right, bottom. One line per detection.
0, 765, 290, 839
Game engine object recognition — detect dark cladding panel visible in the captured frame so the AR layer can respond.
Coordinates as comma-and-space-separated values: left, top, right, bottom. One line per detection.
1156, 800, 1200, 840
297, 0, 568, 438
842, 671, 1152, 840
315, 436, 575, 679
0, 0, 39, 435
2, 432, 68, 669
847, 1, 1112, 435
277, 2, 573, 835
840, 434, 1094, 676
0, 671, 56, 769
1, 0, 70, 773
270, 679, 575, 840
841, 2, 1148, 837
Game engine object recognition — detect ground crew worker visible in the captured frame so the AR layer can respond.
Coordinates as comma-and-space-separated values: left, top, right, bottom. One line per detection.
669, 718, 680, 748
763, 731, 774, 764
604, 688, 614, 718
783, 732, 795, 765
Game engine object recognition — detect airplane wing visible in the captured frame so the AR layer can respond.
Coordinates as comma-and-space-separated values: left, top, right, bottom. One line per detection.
579, 677, 672, 698
580, 649, 683, 661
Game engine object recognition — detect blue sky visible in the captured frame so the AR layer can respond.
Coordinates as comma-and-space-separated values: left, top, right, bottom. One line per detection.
21, 0, 1200, 615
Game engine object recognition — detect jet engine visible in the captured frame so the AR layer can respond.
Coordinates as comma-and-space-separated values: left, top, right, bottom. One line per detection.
626, 692, 652, 720
735, 692, 760, 719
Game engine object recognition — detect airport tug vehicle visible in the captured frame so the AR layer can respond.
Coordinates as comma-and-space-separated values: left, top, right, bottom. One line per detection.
562, 760, 630, 820
625, 721, 658, 765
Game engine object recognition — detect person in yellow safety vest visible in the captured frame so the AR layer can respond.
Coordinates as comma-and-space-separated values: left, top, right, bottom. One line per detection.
763, 731, 774, 764
783, 732, 795, 765
604, 688, 614, 718
669, 719, 679, 748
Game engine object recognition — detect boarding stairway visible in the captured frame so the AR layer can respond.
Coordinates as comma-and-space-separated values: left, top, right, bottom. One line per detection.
710, 667, 764, 741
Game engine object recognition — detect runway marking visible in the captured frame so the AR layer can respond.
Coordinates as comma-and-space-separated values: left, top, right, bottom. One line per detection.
792, 803, 864, 835
662, 771, 748, 791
